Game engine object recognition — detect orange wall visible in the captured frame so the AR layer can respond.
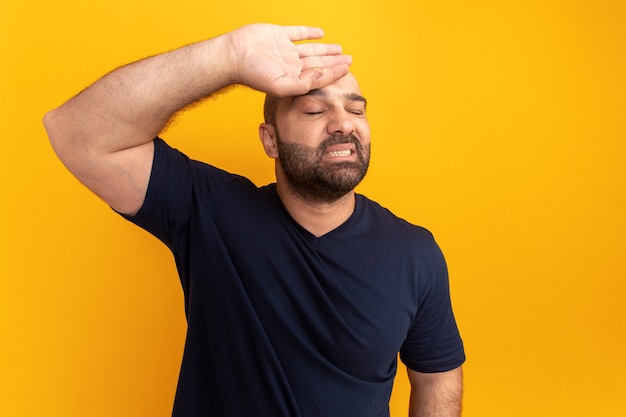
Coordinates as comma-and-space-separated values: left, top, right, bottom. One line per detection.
2, 1, 625, 416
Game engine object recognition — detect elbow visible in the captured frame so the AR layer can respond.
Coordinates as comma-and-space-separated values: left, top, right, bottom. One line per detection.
43, 108, 64, 152
43, 106, 81, 164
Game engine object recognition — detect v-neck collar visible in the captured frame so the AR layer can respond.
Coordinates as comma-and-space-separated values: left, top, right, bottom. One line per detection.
267, 184, 363, 244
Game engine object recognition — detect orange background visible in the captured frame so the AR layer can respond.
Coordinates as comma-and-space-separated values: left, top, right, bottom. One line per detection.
1, 1, 625, 416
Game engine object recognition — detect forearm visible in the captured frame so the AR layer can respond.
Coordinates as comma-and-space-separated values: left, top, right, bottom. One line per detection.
408, 367, 463, 417
44, 33, 235, 157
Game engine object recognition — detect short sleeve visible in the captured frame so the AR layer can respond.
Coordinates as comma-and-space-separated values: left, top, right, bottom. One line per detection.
399, 240, 465, 373
119, 137, 236, 248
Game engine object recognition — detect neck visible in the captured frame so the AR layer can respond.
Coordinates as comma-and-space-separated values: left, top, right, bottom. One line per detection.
276, 180, 356, 238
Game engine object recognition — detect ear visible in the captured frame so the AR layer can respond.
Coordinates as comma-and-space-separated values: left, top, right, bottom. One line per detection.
259, 123, 279, 158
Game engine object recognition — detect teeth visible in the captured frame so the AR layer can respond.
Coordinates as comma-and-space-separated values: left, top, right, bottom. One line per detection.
328, 150, 351, 157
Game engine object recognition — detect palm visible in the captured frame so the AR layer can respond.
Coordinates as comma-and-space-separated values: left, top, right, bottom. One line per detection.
228, 24, 351, 96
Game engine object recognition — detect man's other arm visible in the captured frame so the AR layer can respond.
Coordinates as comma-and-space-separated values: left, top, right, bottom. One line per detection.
407, 366, 463, 417
43, 24, 351, 215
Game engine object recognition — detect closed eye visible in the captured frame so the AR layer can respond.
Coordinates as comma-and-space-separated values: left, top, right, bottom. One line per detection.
348, 109, 366, 116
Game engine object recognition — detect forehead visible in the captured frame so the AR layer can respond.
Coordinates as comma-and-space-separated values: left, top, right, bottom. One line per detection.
280, 74, 366, 110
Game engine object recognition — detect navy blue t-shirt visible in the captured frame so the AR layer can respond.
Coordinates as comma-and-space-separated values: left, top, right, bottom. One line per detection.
124, 138, 465, 417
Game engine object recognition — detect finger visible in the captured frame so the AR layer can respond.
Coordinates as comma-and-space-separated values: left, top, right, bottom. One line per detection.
283, 25, 325, 42
297, 42, 344, 58
300, 54, 353, 71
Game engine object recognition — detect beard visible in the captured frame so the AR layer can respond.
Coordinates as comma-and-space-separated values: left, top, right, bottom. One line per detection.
276, 132, 370, 203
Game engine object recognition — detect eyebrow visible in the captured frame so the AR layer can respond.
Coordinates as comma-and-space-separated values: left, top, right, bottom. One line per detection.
292, 89, 368, 108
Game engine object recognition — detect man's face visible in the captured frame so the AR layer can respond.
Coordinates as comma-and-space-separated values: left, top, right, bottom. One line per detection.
272, 74, 371, 203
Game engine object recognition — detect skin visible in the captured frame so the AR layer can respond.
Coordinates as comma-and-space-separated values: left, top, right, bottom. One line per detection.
43, 23, 463, 416
408, 367, 463, 417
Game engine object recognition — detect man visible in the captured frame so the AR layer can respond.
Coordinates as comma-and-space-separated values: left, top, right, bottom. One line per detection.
44, 23, 465, 417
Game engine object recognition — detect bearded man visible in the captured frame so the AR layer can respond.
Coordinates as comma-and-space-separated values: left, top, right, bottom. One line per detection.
44, 23, 465, 417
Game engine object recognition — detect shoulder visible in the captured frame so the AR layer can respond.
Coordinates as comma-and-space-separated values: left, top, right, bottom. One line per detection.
152, 137, 255, 196
354, 194, 446, 266
128, 137, 259, 223
357, 194, 435, 241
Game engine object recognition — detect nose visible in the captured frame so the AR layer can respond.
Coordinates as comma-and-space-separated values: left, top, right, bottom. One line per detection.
326, 109, 356, 136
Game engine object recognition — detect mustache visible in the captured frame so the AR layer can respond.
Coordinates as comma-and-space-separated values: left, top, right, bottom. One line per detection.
317, 134, 363, 154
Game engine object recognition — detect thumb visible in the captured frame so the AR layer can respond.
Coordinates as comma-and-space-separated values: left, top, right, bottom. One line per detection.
300, 64, 351, 91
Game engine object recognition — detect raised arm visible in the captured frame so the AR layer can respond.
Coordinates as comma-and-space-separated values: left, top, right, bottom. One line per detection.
43, 23, 352, 215
407, 366, 463, 417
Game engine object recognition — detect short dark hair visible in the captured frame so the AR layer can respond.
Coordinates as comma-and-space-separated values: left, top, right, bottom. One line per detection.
263, 94, 280, 125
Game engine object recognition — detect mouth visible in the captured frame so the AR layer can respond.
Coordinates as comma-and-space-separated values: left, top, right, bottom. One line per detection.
323, 144, 357, 161
326, 149, 353, 157
318, 133, 364, 162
